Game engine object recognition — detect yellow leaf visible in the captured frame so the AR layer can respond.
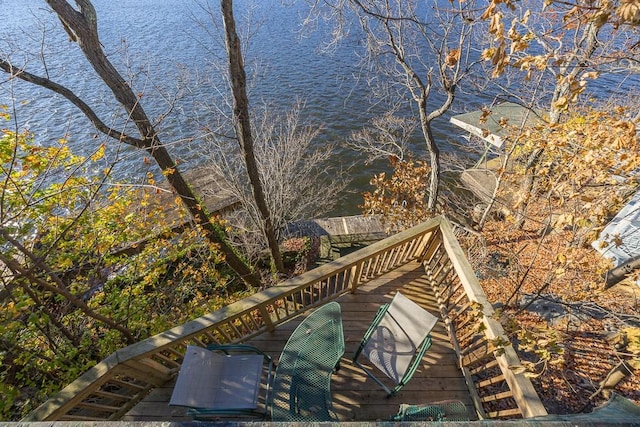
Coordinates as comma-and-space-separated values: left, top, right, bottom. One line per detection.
481, 48, 495, 61
552, 96, 569, 111
617, 0, 640, 25
489, 12, 504, 35
481, 2, 497, 20
91, 144, 105, 161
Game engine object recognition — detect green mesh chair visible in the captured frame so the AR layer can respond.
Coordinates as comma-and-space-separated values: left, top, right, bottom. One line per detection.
391, 400, 471, 421
353, 292, 438, 396
169, 344, 273, 420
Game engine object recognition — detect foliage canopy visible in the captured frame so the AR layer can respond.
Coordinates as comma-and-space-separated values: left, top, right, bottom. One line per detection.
0, 114, 240, 419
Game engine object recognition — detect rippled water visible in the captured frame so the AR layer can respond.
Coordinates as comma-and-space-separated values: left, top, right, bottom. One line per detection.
1, 1, 636, 215
2, 0, 394, 214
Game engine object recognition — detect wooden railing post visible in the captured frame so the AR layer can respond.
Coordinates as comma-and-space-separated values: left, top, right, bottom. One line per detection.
258, 305, 275, 331
349, 262, 364, 293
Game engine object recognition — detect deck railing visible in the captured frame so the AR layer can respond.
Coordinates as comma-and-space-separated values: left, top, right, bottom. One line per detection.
24, 215, 547, 422
428, 219, 547, 419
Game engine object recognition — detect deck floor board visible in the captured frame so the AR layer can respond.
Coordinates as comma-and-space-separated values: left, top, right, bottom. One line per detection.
123, 261, 476, 422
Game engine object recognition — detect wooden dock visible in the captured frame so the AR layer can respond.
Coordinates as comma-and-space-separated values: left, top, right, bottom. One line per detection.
122, 261, 475, 422
285, 215, 386, 238
285, 215, 389, 260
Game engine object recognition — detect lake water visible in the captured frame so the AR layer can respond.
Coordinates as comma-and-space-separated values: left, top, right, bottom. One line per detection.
1, 0, 635, 215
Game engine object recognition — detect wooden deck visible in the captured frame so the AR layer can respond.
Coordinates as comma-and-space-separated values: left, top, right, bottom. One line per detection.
123, 261, 475, 422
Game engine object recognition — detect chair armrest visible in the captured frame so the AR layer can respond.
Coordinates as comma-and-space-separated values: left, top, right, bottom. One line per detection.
353, 303, 390, 362
206, 344, 272, 362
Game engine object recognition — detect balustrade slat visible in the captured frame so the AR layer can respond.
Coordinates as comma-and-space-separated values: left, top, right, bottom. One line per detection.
477, 374, 507, 389
151, 351, 181, 369
452, 283, 468, 306
449, 301, 473, 325
387, 247, 399, 270
460, 337, 492, 358
202, 331, 221, 345
461, 346, 496, 368
227, 319, 243, 338
392, 242, 406, 266
120, 361, 170, 386
217, 325, 235, 342
237, 315, 254, 334
420, 234, 441, 265
434, 266, 454, 292
377, 250, 390, 272
470, 358, 500, 376
432, 246, 448, 270
190, 336, 207, 347
76, 402, 120, 412
364, 256, 376, 278
91, 390, 131, 402
108, 378, 146, 392
371, 254, 382, 276
403, 238, 415, 262
339, 270, 348, 292
442, 277, 463, 311
432, 263, 446, 286
458, 328, 484, 346
487, 408, 523, 418
481, 390, 514, 403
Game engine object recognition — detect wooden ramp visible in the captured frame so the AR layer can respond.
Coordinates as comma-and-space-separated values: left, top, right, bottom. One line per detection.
150, 168, 239, 228
123, 261, 475, 422
460, 168, 498, 204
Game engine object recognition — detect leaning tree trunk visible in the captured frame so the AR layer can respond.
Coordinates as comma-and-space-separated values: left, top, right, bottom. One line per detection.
44, 0, 260, 288
421, 118, 440, 211
417, 95, 441, 211
220, 0, 285, 273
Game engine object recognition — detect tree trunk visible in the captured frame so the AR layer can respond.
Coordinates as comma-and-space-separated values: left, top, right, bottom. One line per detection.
418, 97, 440, 211
516, 21, 601, 228
514, 147, 544, 229
220, 0, 285, 273
44, 0, 260, 288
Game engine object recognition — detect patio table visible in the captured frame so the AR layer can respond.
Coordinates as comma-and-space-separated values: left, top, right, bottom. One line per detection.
270, 301, 345, 422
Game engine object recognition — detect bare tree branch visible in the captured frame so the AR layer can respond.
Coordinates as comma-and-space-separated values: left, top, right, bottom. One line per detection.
0, 59, 145, 148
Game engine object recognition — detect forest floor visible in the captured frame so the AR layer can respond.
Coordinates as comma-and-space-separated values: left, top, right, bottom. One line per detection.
475, 207, 640, 415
